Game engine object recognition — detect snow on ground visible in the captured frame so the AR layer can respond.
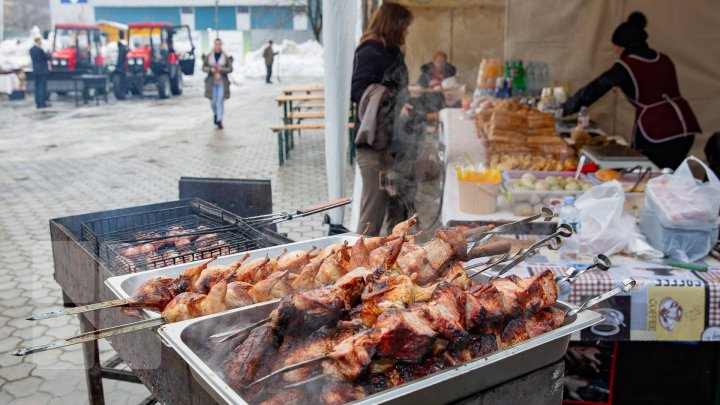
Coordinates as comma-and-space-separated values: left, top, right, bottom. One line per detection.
238, 39, 323, 79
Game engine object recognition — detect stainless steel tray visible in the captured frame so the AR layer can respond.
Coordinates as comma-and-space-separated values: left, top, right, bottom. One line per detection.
105, 235, 360, 318
158, 288, 602, 405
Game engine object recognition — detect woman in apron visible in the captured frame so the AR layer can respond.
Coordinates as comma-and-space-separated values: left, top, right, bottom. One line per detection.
562, 12, 701, 170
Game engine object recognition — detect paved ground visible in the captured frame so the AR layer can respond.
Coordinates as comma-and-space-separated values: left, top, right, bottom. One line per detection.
0, 77, 357, 404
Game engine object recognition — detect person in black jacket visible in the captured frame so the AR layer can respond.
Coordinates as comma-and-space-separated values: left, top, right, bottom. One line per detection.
29, 37, 51, 108
562, 12, 700, 169
351, 3, 414, 236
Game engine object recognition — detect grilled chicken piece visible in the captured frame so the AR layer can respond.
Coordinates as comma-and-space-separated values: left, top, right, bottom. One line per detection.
224, 281, 255, 309
278, 247, 318, 274
169, 258, 216, 296
523, 306, 565, 338
223, 324, 277, 390
357, 275, 415, 328
234, 256, 273, 284
291, 256, 329, 291
125, 276, 177, 310
315, 243, 350, 285
193, 254, 250, 294
321, 381, 366, 405
517, 270, 558, 314
349, 233, 371, 270
248, 271, 292, 303
162, 280, 229, 323
391, 214, 418, 236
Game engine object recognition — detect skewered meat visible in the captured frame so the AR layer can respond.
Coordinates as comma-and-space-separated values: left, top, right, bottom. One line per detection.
276, 327, 354, 382
194, 254, 250, 294
257, 388, 305, 405
248, 271, 293, 303
321, 382, 366, 405
163, 280, 230, 323
291, 255, 329, 290
223, 324, 278, 389
315, 243, 350, 285
278, 247, 318, 273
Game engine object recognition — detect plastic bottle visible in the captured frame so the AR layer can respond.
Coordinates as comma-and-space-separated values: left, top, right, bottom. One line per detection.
559, 196, 581, 262
577, 106, 590, 128
526, 62, 536, 96
513, 60, 526, 95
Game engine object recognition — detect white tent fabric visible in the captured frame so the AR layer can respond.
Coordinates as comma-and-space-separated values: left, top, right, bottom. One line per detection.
323, 0, 357, 225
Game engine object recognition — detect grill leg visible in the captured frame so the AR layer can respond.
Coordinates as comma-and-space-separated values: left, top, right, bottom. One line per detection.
79, 314, 106, 405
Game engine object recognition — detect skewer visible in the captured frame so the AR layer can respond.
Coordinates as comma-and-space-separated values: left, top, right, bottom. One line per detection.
555, 254, 612, 284
466, 253, 511, 278
27, 257, 217, 321
283, 373, 329, 389
467, 207, 554, 247
247, 355, 330, 388
11, 318, 166, 356
211, 317, 272, 343
490, 224, 573, 280
566, 278, 636, 317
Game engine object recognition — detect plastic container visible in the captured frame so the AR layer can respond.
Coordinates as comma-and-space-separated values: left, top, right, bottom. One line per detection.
639, 207, 718, 262
502, 170, 592, 216
458, 180, 500, 215
558, 196, 581, 262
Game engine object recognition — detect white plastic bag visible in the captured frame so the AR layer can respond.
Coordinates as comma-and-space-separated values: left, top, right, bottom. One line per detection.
575, 181, 633, 255
645, 156, 720, 228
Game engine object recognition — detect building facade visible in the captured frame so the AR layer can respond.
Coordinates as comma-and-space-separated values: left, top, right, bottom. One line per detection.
49, 0, 316, 52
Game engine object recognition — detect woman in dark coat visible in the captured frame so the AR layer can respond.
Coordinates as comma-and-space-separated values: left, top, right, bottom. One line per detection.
351, 3, 414, 236
562, 12, 700, 169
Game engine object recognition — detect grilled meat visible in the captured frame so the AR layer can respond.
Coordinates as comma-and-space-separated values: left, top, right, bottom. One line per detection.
223, 324, 278, 389
278, 247, 318, 274
315, 243, 350, 285
321, 382, 366, 405
193, 254, 250, 294
162, 280, 229, 323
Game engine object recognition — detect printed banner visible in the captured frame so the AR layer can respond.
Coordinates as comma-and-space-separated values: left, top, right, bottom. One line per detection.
647, 286, 705, 340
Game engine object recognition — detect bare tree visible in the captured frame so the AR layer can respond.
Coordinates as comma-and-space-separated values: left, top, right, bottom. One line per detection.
307, 0, 322, 42
3, 0, 50, 33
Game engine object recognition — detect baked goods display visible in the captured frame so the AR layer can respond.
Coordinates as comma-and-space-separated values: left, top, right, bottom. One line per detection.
474, 98, 576, 171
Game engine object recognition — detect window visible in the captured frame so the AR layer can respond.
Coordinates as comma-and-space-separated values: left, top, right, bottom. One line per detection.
181, 7, 193, 14
237, 6, 249, 14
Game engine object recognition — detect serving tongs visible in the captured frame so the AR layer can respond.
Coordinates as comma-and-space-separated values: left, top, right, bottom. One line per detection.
468, 223, 574, 280
618, 166, 653, 192
466, 206, 554, 249
116, 198, 353, 244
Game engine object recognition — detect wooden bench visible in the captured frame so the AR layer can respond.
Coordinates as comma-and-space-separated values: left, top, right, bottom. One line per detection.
293, 102, 325, 110
271, 123, 355, 166
282, 84, 324, 95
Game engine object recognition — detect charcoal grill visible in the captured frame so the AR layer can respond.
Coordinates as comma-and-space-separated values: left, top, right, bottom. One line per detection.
80, 199, 276, 274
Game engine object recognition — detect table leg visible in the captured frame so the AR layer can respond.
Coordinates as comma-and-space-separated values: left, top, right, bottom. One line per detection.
74, 80, 79, 107
277, 131, 284, 166
79, 314, 105, 405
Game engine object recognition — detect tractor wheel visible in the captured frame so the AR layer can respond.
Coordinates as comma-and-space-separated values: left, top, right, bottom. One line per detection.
112, 75, 126, 100
157, 74, 170, 99
170, 72, 183, 96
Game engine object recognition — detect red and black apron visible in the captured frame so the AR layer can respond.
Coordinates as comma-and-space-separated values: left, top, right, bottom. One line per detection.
617, 53, 701, 144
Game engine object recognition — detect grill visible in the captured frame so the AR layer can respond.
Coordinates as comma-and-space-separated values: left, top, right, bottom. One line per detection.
81, 198, 272, 273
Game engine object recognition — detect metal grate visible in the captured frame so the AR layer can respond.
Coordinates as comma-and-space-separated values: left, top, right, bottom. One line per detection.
81, 199, 269, 273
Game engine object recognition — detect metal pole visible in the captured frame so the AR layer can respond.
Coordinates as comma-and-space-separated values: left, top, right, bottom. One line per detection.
0, 0, 4, 42
214, 0, 219, 38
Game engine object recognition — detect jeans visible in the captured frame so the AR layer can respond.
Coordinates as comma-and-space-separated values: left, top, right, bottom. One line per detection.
266, 64, 272, 83
34, 74, 48, 108
211, 81, 224, 122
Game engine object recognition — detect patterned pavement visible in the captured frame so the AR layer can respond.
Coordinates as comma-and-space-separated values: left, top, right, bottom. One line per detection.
0, 78, 355, 404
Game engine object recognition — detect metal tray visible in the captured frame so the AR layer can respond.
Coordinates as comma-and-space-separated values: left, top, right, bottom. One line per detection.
158, 286, 602, 405
105, 235, 360, 319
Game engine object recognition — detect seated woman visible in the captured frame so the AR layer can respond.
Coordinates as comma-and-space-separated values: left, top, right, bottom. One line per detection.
418, 51, 456, 89
418, 51, 457, 112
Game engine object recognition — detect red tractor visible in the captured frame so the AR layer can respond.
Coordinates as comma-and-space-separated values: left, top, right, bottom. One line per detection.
50, 24, 104, 74
27, 24, 106, 98
116, 23, 195, 99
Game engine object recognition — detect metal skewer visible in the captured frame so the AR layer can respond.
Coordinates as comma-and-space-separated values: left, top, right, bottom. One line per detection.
26, 298, 130, 321
466, 253, 511, 279
555, 254, 612, 284
210, 317, 271, 343
566, 278, 636, 318
467, 207, 554, 248
247, 355, 330, 388
11, 318, 166, 356
490, 223, 574, 280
